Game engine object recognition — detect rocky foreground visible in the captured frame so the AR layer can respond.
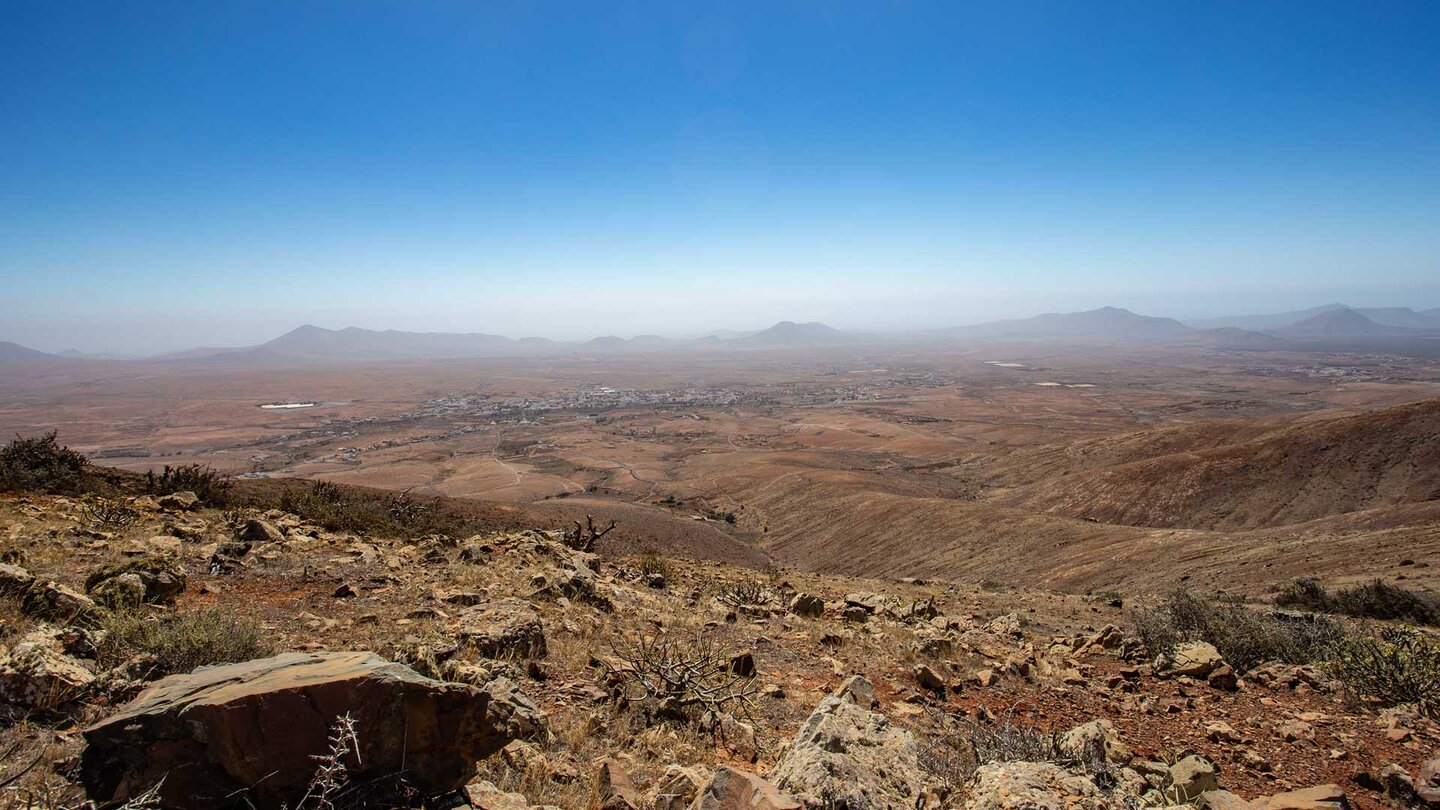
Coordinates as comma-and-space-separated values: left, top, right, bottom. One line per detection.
0, 490, 1436, 809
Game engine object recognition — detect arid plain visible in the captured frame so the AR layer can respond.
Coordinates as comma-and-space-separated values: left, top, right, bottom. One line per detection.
5, 340, 1438, 597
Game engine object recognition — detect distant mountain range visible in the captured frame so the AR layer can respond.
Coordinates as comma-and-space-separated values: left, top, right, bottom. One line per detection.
5, 303, 1439, 368
1186, 304, 1440, 332
0, 341, 66, 365
944, 306, 1195, 341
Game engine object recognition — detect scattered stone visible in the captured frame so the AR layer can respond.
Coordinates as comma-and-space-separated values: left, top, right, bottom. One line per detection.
1208, 663, 1239, 691
80, 651, 519, 809
1198, 791, 1256, 810
465, 780, 531, 810
1276, 718, 1315, 743
459, 543, 493, 563
689, 767, 799, 810
787, 593, 824, 618
1207, 721, 1241, 744
237, 518, 284, 544
649, 765, 708, 810
438, 589, 489, 607
455, 598, 548, 659
1251, 784, 1348, 809
0, 562, 36, 595
1169, 755, 1221, 802
1161, 641, 1224, 679
1418, 751, 1440, 806
913, 633, 954, 657
594, 758, 640, 810
1059, 719, 1132, 765
914, 663, 946, 692
156, 491, 200, 511
482, 675, 546, 740
21, 580, 98, 625
963, 761, 1108, 810
85, 557, 186, 607
0, 627, 96, 709
984, 613, 1024, 638
1376, 763, 1417, 805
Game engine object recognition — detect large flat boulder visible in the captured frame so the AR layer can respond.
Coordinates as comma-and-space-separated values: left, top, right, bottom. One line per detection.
81, 651, 518, 809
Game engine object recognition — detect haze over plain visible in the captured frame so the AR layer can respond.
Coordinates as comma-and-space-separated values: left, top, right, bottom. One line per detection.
3, 2, 1439, 354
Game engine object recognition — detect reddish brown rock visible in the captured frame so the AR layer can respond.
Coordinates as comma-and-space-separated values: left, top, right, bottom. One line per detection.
595, 758, 640, 810
1417, 753, 1440, 807
1252, 784, 1349, 810
689, 767, 799, 810
81, 651, 517, 809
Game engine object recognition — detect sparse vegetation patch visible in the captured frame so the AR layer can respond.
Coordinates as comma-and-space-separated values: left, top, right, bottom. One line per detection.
1275, 577, 1440, 626
144, 463, 231, 507
1327, 626, 1440, 717
1132, 588, 1345, 672
99, 607, 273, 676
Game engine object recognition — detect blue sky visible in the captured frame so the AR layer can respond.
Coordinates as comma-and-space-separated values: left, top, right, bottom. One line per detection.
3, 1, 1438, 352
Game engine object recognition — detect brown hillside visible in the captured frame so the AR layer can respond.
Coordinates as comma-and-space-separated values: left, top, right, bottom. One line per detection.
995, 398, 1440, 530
737, 462, 1440, 595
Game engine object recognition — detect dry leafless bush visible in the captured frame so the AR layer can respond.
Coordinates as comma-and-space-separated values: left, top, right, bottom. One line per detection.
919, 707, 1077, 796
83, 498, 140, 531
715, 580, 774, 610
606, 632, 758, 727
562, 514, 615, 552
917, 708, 1133, 806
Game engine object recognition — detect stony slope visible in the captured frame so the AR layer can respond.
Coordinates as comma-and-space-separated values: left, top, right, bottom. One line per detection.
0, 491, 1434, 809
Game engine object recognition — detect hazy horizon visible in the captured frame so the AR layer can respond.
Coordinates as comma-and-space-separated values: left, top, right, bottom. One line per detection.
5, 2, 1439, 354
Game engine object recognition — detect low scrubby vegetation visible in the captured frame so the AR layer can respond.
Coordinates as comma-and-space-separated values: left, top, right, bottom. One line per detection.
265, 480, 470, 538
99, 607, 273, 676
1328, 626, 1440, 717
144, 463, 232, 507
1133, 588, 1345, 673
0, 432, 90, 495
1134, 589, 1440, 717
634, 549, 672, 581
919, 710, 1088, 798
1275, 577, 1440, 626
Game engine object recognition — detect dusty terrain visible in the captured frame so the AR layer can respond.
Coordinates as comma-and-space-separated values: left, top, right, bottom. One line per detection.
3, 343, 1439, 597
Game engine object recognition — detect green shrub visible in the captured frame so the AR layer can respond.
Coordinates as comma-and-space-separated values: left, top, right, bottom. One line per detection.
1328, 626, 1440, 717
272, 480, 466, 538
1133, 589, 1345, 672
1276, 578, 1440, 626
635, 550, 672, 581
100, 608, 273, 676
0, 432, 89, 494
144, 463, 231, 506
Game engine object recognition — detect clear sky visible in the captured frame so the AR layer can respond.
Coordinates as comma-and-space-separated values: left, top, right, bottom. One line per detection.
3, 1, 1438, 353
